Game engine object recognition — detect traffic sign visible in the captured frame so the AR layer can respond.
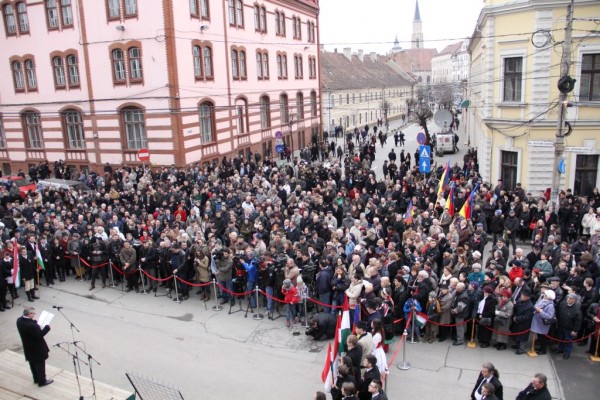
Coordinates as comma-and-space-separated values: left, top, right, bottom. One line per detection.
275, 131, 283, 139
416, 132, 426, 145
419, 158, 431, 173
137, 148, 150, 162
419, 145, 431, 159
558, 159, 566, 174
275, 144, 285, 154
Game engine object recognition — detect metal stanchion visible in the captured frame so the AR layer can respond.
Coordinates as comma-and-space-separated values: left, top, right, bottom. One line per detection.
528, 334, 538, 357
138, 267, 148, 295
467, 320, 477, 348
108, 260, 117, 288
397, 329, 411, 370
590, 327, 600, 362
211, 279, 223, 311
172, 275, 180, 303
252, 286, 264, 320
301, 297, 310, 327
408, 309, 417, 344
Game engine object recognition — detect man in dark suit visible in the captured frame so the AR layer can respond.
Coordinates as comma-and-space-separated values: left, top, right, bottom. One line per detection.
516, 373, 551, 400
367, 379, 388, 400
471, 362, 503, 400
16, 307, 53, 387
346, 335, 363, 381
358, 355, 380, 400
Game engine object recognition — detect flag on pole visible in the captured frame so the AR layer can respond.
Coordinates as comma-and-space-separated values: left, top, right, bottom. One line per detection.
321, 343, 334, 391
323, 313, 341, 392
404, 200, 415, 224
35, 245, 45, 270
338, 297, 351, 355
352, 302, 361, 334
458, 184, 480, 220
445, 183, 455, 216
435, 161, 450, 204
12, 240, 20, 288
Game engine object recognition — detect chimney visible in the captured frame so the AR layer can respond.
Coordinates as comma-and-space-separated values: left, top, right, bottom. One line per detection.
369, 52, 377, 62
343, 47, 352, 61
357, 49, 364, 62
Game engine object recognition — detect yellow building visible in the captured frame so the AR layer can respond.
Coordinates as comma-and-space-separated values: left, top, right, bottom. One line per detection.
466, 0, 600, 197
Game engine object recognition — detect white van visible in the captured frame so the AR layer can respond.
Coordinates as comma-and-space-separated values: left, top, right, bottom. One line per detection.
36, 179, 92, 193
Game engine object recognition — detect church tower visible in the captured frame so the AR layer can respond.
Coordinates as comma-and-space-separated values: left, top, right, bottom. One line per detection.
412, 0, 423, 49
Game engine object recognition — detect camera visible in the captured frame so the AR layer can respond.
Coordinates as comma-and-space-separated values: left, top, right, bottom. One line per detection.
305, 326, 317, 337
213, 249, 224, 261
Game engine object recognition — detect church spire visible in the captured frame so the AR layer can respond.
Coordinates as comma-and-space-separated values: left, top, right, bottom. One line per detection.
414, 0, 421, 22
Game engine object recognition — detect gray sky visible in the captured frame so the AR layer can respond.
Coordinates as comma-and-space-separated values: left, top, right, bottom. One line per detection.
318, 0, 483, 54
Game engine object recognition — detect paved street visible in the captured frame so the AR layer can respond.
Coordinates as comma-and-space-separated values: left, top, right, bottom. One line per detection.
0, 278, 570, 400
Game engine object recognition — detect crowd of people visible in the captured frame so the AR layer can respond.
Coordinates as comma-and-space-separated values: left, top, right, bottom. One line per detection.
1, 123, 599, 398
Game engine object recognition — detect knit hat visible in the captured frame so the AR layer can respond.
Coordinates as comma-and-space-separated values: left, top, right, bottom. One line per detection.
544, 290, 556, 300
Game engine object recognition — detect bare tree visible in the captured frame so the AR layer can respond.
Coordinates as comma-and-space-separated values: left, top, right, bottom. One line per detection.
415, 107, 433, 145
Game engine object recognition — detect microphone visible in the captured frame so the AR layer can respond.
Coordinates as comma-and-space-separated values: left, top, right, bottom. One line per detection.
54, 343, 62, 348
52, 306, 63, 310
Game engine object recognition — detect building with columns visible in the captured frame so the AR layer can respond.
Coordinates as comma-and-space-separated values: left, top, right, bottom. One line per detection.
0, 0, 321, 174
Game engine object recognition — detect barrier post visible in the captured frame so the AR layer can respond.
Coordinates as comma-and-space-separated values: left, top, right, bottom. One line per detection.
408, 309, 417, 344
467, 320, 477, 348
302, 297, 309, 327
252, 286, 264, 321
211, 279, 223, 311
138, 267, 148, 295
172, 275, 180, 303
528, 334, 538, 357
590, 327, 600, 362
108, 260, 117, 288
397, 329, 411, 370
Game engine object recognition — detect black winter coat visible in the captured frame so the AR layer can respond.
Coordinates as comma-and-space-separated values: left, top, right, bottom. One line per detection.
16, 316, 50, 363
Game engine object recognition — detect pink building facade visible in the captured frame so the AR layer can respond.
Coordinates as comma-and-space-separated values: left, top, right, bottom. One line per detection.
0, 0, 321, 173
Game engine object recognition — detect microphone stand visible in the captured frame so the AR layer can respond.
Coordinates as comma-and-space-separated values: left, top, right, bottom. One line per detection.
54, 307, 82, 375
53, 342, 87, 400
74, 341, 101, 400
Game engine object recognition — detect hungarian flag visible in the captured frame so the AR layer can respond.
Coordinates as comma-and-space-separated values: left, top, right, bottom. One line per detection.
338, 297, 351, 354
459, 184, 480, 220
445, 183, 455, 216
12, 240, 20, 288
322, 297, 351, 392
35, 245, 45, 270
321, 343, 335, 392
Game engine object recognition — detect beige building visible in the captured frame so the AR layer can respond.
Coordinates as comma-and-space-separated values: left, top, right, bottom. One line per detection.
320, 49, 415, 133
467, 0, 600, 196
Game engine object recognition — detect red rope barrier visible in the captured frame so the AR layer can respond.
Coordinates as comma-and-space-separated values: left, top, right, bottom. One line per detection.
214, 281, 253, 297
385, 313, 413, 378
307, 297, 344, 309
478, 323, 531, 337
544, 330, 596, 343
139, 269, 174, 283
259, 289, 288, 304
174, 276, 213, 287
425, 318, 473, 327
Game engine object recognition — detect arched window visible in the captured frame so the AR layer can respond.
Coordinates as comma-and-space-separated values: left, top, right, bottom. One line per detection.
260, 95, 270, 129
310, 91, 317, 117
296, 92, 304, 120
279, 93, 289, 124
112, 49, 125, 82
62, 109, 85, 149
67, 54, 79, 85
121, 107, 146, 149
256, 52, 262, 79
239, 50, 247, 79
46, 0, 59, 28
203, 46, 213, 78
262, 53, 269, 79
16, 3, 29, 32
3, 4, 16, 35
128, 47, 142, 80
53, 56, 65, 86
274, 11, 280, 35
24, 59, 37, 89
22, 111, 44, 148
231, 49, 239, 79
193, 45, 202, 78
12, 61, 24, 90
235, 98, 248, 135
198, 102, 214, 143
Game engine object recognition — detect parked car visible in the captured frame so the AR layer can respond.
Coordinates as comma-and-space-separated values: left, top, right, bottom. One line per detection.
0, 176, 36, 198
36, 179, 92, 193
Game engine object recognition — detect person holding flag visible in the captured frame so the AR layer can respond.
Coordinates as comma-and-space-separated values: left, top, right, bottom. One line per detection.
18, 246, 38, 302
458, 183, 480, 220
322, 296, 351, 393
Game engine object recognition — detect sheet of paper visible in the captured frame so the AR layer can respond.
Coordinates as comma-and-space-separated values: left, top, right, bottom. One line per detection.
37, 310, 54, 328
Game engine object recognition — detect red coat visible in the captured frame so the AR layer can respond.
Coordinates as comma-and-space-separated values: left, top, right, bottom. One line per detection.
282, 286, 299, 304
509, 266, 524, 283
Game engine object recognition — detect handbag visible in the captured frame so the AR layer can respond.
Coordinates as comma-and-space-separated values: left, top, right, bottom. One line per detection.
479, 317, 492, 326
543, 316, 557, 326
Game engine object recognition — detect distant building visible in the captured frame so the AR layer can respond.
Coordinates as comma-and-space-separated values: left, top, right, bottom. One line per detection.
467, 0, 600, 195
320, 49, 415, 134
0, 0, 321, 173
431, 41, 470, 84
412, 0, 423, 49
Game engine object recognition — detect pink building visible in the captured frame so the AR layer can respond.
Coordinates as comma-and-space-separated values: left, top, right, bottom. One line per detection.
0, 0, 321, 173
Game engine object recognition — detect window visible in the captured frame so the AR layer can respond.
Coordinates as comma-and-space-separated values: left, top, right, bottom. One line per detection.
500, 150, 518, 191
0, 116, 6, 148
236, 98, 248, 134
260, 95, 270, 129
239, 50, 246, 79
128, 47, 143, 80
112, 49, 126, 82
277, 53, 287, 79
254, 5, 266, 33
306, 21, 315, 43
275, 11, 282, 36
62, 110, 85, 149
292, 16, 301, 40
203, 46, 213, 78
262, 52, 269, 79
580, 54, 600, 101
308, 56, 316, 79
16, 2, 28, 33
122, 107, 146, 149
53, 57, 66, 87
503, 57, 522, 102
296, 92, 304, 120
12, 60, 24, 90
3, 4, 16, 35
256, 52, 262, 79
67, 54, 79, 86
46, 0, 59, 29
22, 111, 44, 149
280, 94, 289, 124
198, 102, 214, 143
107, 0, 137, 20
231, 49, 238, 79
574, 155, 599, 196
192, 43, 213, 80
310, 91, 317, 117
193, 46, 202, 78
229, 0, 243, 27
61, 0, 73, 26
24, 59, 36, 90
190, 0, 209, 19
294, 54, 303, 79
231, 48, 246, 80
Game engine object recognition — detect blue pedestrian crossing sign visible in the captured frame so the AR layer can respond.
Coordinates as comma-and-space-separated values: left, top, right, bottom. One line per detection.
419, 158, 431, 173
419, 145, 431, 159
